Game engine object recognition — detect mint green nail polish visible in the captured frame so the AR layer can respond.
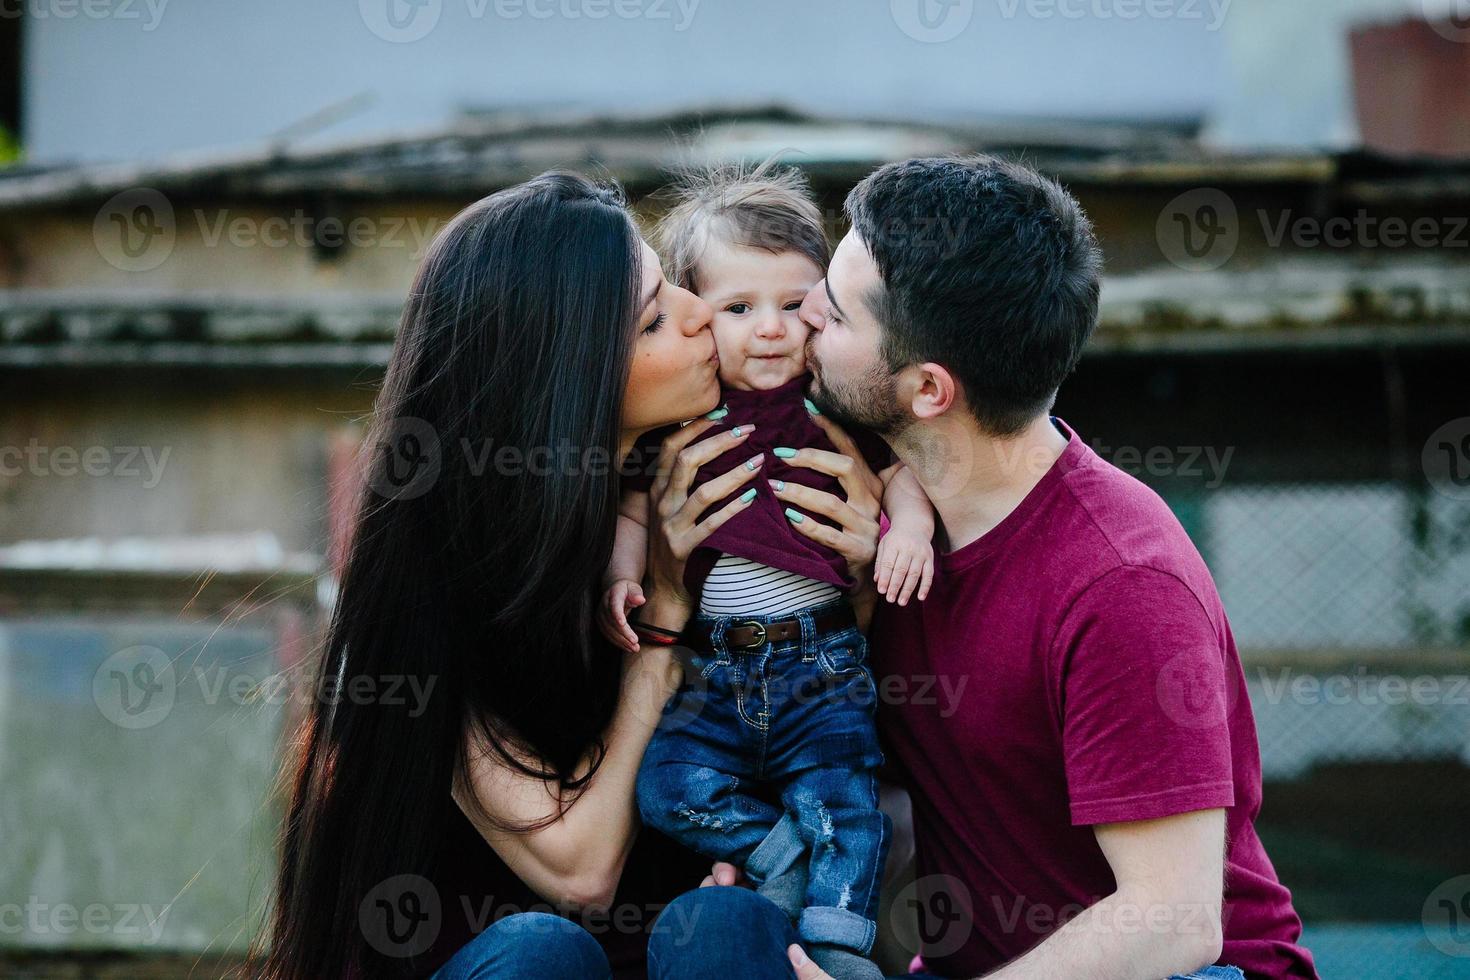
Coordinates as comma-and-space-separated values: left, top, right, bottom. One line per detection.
771, 479, 785, 491
784, 507, 804, 523
705, 405, 728, 420
803, 398, 821, 416
774, 447, 797, 458
740, 487, 757, 503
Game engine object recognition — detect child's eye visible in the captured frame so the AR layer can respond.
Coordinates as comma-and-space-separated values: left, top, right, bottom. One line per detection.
641, 312, 666, 335
726, 303, 751, 315
783, 302, 803, 312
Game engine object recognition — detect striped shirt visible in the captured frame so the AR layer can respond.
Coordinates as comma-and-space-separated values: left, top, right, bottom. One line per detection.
697, 552, 842, 617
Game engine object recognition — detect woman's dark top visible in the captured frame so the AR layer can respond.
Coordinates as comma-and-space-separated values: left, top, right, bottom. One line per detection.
417, 801, 710, 978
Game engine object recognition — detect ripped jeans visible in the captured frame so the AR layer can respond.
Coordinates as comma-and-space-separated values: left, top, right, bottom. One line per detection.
636, 599, 891, 961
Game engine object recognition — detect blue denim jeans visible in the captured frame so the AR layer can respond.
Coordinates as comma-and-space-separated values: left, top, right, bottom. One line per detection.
637, 599, 890, 959
647, 886, 1247, 980
431, 911, 610, 979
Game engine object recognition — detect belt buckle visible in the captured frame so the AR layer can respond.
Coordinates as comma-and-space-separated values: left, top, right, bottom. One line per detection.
731, 619, 768, 650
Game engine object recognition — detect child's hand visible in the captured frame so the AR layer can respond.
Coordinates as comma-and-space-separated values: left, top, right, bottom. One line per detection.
874, 528, 934, 606
597, 579, 646, 653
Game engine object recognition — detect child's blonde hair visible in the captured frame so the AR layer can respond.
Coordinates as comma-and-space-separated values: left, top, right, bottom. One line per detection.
655, 160, 830, 295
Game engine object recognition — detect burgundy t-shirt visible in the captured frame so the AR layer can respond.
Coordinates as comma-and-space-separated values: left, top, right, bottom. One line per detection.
870, 419, 1317, 980
625, 373, 892, 598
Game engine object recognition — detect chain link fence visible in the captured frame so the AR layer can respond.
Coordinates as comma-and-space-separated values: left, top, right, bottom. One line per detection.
1128, 433, 1470, 976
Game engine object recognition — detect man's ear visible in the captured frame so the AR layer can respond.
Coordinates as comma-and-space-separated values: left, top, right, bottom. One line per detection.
910, 362, 956, 420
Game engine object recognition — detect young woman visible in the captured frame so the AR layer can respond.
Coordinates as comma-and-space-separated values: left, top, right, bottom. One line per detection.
256, 172, 883, 979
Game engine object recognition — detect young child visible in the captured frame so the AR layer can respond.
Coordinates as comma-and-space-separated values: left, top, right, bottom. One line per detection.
598, 165, 937, 980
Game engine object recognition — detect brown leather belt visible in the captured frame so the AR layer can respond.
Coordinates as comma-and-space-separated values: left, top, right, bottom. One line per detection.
686, 602, 856, 653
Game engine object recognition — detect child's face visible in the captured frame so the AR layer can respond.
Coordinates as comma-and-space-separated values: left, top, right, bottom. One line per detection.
697, 241, 823, 392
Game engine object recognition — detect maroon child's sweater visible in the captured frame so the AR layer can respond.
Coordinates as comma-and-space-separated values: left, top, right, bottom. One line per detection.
624, 372, 893, 601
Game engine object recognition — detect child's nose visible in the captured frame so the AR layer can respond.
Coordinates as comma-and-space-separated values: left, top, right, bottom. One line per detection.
755, 316, 785, 339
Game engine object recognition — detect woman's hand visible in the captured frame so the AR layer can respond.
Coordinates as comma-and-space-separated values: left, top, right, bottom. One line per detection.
642, 418, 763, 632
767, 414, 884, 585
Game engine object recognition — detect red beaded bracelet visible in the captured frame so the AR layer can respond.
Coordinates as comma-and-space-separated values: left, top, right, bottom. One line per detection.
629, 620, 679, 643
632, 628, 680, 646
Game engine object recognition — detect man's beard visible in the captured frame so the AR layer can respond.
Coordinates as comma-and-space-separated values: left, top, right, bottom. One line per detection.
806, 347, 909, 438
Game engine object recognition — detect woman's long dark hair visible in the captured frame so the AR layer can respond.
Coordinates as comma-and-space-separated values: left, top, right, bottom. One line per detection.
258, 172, 642, 978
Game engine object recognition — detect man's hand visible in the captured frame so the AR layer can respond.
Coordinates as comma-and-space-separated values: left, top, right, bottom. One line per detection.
698, 861, 748, 889
788, 944, 832, 979
596, 578, 645, 652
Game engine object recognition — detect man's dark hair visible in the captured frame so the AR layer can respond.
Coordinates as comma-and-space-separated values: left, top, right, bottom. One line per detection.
845, 155, 1102, 436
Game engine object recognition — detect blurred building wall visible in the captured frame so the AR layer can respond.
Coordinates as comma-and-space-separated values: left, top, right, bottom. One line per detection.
1351, 15, 1470, 158
22, 0, 1222, 164
1199, 0, 1463, 150
29, 0, 1470, 167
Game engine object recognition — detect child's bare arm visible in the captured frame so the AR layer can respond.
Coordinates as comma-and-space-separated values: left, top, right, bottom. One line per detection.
882, 464, 934, 535
875, 464, 936, 606
606, 490, 650, 586
598, 490, 651, 652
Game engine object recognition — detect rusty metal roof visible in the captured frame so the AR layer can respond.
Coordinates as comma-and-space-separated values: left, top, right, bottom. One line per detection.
0, 105, 1377, 210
